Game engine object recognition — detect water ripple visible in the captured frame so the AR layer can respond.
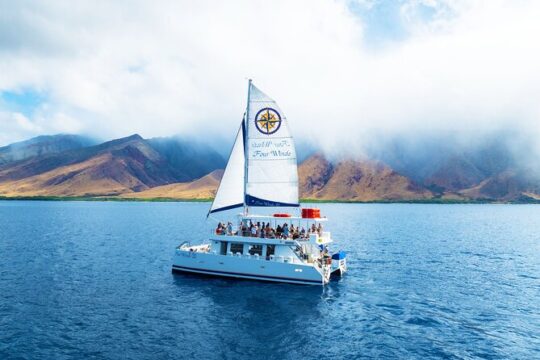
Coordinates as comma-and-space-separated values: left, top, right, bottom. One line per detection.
0, 201, 539, 359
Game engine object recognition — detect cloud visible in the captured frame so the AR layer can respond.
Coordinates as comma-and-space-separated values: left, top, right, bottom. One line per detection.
0, 111, 41, 145
0, 0, 539, 162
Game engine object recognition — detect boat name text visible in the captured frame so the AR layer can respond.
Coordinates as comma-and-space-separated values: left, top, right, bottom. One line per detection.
249, 139, 293, 159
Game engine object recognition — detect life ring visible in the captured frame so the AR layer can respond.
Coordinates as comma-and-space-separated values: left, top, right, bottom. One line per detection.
273, 213, 291, 218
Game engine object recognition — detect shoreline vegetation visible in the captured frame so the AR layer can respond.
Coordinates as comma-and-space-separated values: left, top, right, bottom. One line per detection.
0, 196, 539, 204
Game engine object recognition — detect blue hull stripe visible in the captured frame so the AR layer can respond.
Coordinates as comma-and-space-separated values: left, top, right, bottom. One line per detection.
172, 265, 322, 284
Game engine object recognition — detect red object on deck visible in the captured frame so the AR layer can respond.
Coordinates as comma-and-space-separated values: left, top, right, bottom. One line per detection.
273, 213, 291, 218
301, 208, 321, 218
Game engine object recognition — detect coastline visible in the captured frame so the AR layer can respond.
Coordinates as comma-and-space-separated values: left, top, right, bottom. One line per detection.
1, 196, 539, 204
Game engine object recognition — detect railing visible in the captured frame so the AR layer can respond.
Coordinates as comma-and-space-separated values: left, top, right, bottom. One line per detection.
177, 241, 190, 250
210, 227, 324, 242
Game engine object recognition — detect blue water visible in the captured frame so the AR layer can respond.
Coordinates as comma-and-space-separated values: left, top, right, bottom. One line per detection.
0, 201, 539, 359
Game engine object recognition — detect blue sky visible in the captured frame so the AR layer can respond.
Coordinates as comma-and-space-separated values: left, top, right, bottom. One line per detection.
1, 89, 46, 117
349, 0, 411, 44
0, 0, 539, 153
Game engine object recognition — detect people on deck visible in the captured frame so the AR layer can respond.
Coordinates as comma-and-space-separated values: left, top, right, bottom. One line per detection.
251, 224, 257, 237
214, 219, 323, 240
215, 222, 225, 235
317, 223, 323, 236
267, 226, 275, 238
276, 224, 282, 238
282, 223, 289, 239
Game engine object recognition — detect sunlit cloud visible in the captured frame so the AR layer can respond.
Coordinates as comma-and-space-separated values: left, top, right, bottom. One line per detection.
0, 0, 538, 164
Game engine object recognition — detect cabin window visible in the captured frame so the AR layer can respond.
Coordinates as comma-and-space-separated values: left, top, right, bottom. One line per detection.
220, 241, 228, 255
266, 244, 275, 258
248, 244, 263, 256
230, 242, 244, 254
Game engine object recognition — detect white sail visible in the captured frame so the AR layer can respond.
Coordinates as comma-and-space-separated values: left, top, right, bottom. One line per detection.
208, 120, 245, 215
245, 83, 299, 208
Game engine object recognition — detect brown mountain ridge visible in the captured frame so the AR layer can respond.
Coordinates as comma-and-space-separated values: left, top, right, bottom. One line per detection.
0, 134, 539, 202
299, 154, 432, 201
0, 134, 224, 197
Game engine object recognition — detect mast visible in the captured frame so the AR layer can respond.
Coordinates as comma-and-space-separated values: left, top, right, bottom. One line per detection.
243, 79, 252, 216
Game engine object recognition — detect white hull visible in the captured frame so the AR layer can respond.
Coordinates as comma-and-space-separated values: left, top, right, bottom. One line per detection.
172, 249, 328, 285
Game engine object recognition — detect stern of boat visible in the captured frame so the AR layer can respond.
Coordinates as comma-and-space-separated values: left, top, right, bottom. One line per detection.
331, 251, 347, 277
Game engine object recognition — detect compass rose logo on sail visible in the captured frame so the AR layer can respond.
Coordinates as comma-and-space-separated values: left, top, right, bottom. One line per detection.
255, 108, 282, 135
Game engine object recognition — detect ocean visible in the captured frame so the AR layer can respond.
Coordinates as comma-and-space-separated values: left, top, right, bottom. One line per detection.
0, 201, 539, 359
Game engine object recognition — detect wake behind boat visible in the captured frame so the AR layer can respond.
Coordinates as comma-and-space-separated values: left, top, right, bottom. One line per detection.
172, 80, 347, 285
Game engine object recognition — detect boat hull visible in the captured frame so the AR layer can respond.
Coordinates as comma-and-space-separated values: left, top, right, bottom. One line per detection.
172, 250, 326, 285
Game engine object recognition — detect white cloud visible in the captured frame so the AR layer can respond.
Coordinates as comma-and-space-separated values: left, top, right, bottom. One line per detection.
0, 0, 539, 158
0, 111, 42, 145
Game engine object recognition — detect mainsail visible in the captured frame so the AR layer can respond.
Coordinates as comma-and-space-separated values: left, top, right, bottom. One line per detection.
245, 82, 299, 208
208, 80, 299, 215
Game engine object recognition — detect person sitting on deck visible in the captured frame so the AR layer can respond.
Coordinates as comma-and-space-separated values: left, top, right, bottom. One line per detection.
310, 223, 317, 233
241, 223, 247, 236
251, 224, 257, 237
282, 223, 289, 239
267, 226, 275, 238
226, 222, 233, 236
276, 224, 282, 238
215, 222, 223, 235
300, 227, 306, 237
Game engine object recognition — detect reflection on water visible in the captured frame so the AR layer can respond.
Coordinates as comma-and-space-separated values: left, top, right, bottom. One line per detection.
1, 201, 539, 359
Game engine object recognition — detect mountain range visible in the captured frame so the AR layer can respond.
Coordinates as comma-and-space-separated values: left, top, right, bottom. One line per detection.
0, 134, 224, 197
0, 134, 538, 202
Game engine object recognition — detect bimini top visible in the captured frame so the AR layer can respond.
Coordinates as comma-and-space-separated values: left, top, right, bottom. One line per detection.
208, 80, 299, 215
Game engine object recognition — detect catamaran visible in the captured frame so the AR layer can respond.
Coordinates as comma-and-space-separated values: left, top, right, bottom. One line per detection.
172, 80, 347, 285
